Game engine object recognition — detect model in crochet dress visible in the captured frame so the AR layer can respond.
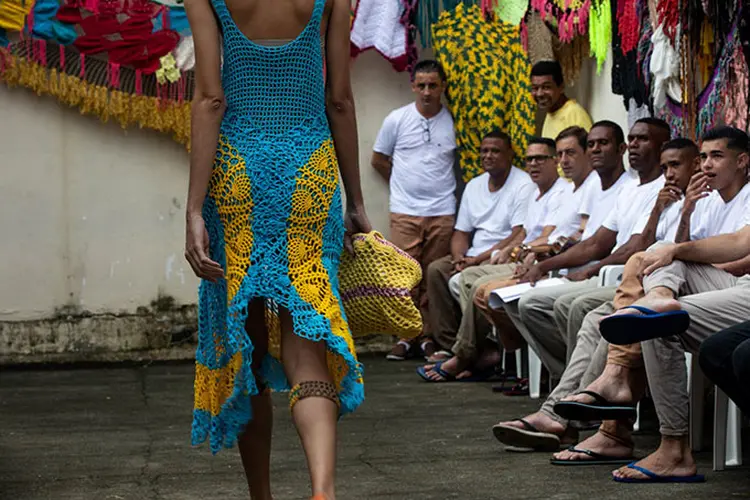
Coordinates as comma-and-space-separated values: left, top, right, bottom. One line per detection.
183, 0, 371, 498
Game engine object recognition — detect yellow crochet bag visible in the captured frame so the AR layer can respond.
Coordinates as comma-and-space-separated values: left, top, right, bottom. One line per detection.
338, 231, 423, 339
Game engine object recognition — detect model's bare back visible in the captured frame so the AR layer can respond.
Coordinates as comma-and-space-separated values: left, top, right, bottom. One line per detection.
222, 0, 333, 41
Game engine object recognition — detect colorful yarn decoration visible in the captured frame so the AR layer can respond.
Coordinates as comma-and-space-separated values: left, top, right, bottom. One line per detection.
416, 0, 483, 48
588, 0, 611, 73
0, 0, 33, 32
529, 0, 591, 42
611, 0, 652, 109
432, 3, 535, 181
657, 0, 679, 43
483, 0, 529, 26
338, 231, 423, 339
617, 0, 641, 53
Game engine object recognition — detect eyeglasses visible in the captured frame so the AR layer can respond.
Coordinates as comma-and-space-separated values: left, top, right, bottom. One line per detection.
421, 120, 431, 143
525, 155, 555, 165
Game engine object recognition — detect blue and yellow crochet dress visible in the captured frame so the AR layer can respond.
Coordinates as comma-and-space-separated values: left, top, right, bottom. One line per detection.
192, 0, 364, 454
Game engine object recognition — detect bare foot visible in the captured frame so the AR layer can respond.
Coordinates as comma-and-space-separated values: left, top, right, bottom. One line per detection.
560, 364, 645, 406
602, 295, 682, 322
612, 436, 697, 480
497, 412, 567, 436
552, 429, 632, 462
423, 356, 469, 381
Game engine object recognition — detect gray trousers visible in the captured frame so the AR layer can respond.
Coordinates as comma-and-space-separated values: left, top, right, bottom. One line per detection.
503, 278, 598, 379
641, 261, 750, 436
554, 286, 618, 362
540, 302, 613, 424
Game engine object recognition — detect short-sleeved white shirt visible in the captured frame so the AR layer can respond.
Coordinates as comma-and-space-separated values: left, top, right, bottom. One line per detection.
547, 171, 599, 244
654, 199, 684, 242
523, 177, 572, 244
691, 183, 750, 239
604, 175, 666, 251
373, 103, 457, 216
455, 168, 535, 257
580, 171, 637, 241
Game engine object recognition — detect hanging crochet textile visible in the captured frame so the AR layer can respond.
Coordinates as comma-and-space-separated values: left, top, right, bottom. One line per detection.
350, 0, 411, 72
0, 0, 193, 145
588, 0, 611, 72
657, 16, 746, 137
610, 0, 652, 110
417, 0, 482, 48
529, 0, 590, 42
483, 0, 529, 26
432, 3, 535, 181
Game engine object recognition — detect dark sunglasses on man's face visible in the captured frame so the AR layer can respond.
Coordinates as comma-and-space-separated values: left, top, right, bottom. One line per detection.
525, 154, 555, 164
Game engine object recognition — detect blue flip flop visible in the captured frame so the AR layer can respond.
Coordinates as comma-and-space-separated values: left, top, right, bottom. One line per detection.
600, 305, 690, 345
416, 360, 456, 382
613, 462, 705, 483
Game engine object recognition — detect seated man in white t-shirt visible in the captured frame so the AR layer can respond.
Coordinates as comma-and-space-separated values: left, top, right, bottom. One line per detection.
419, 137, 569, 381
492, 136, 703, 453
372, 60, 458, 361
424, 130, 535, 359
547, 128, 750, 469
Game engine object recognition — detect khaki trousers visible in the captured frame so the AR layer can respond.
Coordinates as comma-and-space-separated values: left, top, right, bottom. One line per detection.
390, 213, 454, 336
503, 278, 598, 379
450, 264, 518, 360
426, 255, 461, 351
641, 261, 750, 436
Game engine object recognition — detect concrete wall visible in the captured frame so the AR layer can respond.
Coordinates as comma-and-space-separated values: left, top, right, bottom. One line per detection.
0, 47, 631, 362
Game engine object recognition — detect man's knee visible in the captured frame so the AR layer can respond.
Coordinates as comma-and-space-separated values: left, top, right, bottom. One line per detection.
732, 339, 750, 381
427, 256, 450, 281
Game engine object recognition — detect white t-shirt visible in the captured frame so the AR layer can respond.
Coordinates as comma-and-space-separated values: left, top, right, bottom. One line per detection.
691, 182, 750, 239
604, 175, 666, 251
547, 171, 599, 244
580, 171, 637, 241
373, 103, 457, 216
654, 199, 685, 243
455, 168, 535, 257
523, 177, 572, 244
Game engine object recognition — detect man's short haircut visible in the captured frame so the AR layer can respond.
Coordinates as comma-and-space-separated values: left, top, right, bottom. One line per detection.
556, 126, 588, 151
528, 136, 557, 155
482, 130, 513, 149
634, 117, 672, 137
590, 120, 625, 146
530, 60, 564, 87
701, 126, 750, 153
411, 60, 446, 82
661, 137, 699, 156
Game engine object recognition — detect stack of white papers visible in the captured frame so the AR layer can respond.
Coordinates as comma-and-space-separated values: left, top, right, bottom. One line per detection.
488, 278, 568, 309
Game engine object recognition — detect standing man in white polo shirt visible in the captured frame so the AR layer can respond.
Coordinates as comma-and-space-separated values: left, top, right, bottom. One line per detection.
372, 60, 458, 361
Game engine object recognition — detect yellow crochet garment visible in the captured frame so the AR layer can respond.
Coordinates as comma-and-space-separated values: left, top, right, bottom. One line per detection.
0, 0, 33, 31
432, 4, 536, 181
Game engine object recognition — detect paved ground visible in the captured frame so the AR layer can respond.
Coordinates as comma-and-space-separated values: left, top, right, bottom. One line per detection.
1, 355, 748, 499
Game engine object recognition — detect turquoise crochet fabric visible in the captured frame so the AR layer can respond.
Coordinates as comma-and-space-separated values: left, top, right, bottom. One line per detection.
192, 0, 364, 455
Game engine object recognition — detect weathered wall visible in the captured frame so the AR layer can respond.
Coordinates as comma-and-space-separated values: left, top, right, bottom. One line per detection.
0, 47, 629, 363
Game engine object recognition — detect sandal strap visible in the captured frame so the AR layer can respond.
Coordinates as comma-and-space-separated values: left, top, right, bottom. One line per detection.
515, 418, 538, 432
578, 390, 609, 405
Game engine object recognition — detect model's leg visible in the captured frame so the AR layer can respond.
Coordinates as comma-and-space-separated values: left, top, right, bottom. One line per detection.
238, 299, 273, 500
280, 308, 339, 499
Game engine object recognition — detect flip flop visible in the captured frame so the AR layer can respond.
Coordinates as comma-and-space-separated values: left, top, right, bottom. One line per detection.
416, 360, 456, 382
613, 462, 706, 483
553, 390, 637, 421
550, 446, 636, 466
600, 305, 690, 345
492, 418, 562, 451
456, 365, 499, 383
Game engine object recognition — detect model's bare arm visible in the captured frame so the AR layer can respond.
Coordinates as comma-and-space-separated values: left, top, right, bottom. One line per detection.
184, 0, 224, 281
372, 152, 392, 181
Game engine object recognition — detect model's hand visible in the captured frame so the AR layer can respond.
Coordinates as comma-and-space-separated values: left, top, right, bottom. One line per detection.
344, 204, 372, 253
185, 213, 224, 282
491, 246, 512, 265
639, 245, 678, 277
463, 256, 481, 268
682, 172, 710, 214
654, 185, 683, 212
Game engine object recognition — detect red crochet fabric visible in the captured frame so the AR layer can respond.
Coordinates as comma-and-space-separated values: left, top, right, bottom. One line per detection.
657, 0, 680, 44
617, 0, 641, 54
56, 0, 178, 72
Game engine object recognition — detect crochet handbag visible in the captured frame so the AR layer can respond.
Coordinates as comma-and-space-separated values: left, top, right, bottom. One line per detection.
338, 231, 423, 339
